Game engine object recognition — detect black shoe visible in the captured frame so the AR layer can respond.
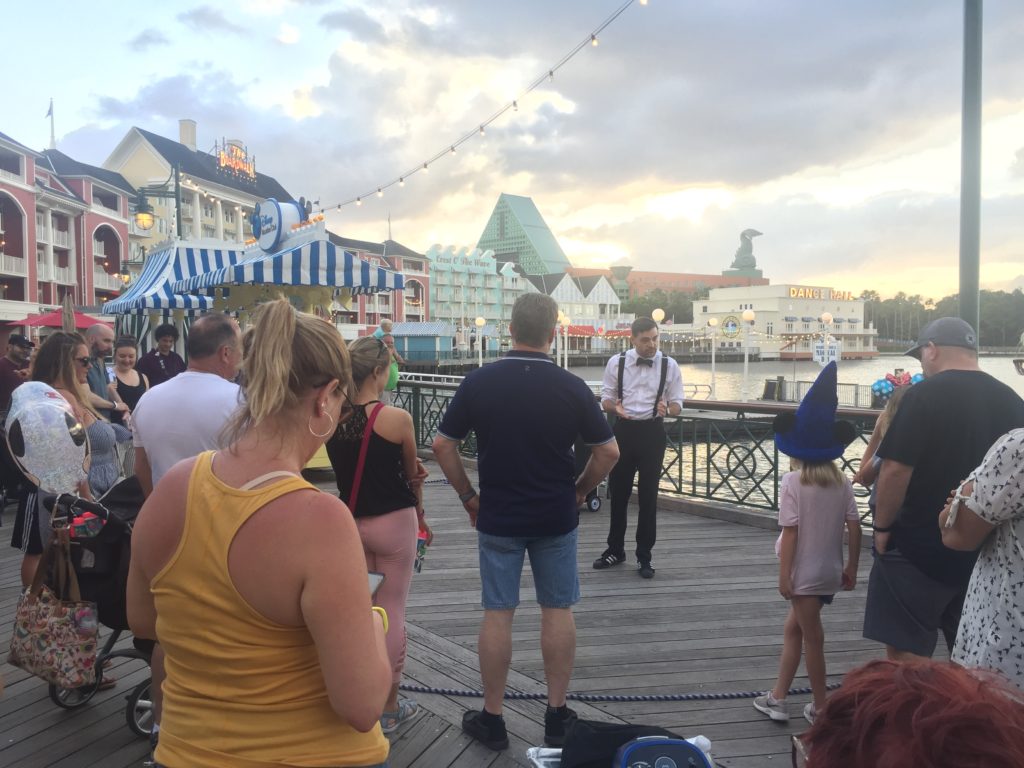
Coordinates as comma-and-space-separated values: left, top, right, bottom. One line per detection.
638, 562, 655, 579
544, 705, 578, 747
593, 551, 626, 569
462, 709, 509, 751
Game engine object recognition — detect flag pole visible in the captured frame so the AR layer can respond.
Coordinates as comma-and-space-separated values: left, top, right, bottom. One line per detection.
47, 98, 55, 149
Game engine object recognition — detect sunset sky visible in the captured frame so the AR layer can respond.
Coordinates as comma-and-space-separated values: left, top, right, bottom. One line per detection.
6, 0, 1024, 301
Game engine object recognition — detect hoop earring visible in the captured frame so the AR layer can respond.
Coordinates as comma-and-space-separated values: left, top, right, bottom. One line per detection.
308, 412, 336, 439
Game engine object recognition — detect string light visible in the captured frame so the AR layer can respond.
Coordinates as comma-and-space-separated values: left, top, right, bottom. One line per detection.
317, 0, 646, 214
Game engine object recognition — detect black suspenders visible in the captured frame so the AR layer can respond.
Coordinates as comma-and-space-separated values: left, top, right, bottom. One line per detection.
617, 352, 670, 418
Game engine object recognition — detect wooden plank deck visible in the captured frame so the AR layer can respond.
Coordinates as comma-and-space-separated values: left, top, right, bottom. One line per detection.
0, 465, 886, 767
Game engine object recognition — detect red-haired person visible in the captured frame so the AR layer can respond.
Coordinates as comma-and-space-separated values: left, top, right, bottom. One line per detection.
793, 659, 1024, 767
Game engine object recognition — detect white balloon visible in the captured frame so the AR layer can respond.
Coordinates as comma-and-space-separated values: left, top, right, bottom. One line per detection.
5, 382, 90, 494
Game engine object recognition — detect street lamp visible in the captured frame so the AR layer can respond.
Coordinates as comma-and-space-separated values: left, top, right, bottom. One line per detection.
707, 317, 719, 399
651, 308, 665, 323
473, 315, 485, 370
133, 163, 182, 238
818, 311, 834, 367
562, 315, 572, 368
741, 308, 756, 402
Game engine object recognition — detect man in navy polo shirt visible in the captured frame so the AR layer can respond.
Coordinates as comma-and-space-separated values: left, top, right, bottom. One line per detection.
433, 293, 619, 751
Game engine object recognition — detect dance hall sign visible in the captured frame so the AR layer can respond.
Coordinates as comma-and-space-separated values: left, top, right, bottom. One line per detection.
789, 287, 855, 301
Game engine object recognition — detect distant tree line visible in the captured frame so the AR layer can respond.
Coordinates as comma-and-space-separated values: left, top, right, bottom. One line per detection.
859, 289, 1024, 347
622, 287, 1024, 348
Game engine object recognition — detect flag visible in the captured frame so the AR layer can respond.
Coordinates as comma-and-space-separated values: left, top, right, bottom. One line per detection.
45, 99, 52, 119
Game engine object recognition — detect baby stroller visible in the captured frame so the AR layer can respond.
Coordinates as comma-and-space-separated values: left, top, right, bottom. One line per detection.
574, 436, 604, 512
45, 476, 155, 738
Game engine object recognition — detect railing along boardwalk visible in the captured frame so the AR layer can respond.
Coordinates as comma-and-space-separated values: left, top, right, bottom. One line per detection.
0, 465, 889, 767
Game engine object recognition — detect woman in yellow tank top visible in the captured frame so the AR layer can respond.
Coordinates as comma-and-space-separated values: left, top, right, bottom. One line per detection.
127, 299, 393, 768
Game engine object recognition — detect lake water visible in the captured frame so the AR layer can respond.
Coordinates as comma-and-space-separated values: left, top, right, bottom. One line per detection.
569, 355, 1024, 402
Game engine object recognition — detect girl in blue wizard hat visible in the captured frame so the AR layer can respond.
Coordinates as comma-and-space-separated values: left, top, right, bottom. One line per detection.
753, 361, 863, 725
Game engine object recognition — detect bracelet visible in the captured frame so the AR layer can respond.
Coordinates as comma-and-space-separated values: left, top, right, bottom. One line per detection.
458, 488, 478, 503
871, 524, 893, 533
371, 606, 389, 633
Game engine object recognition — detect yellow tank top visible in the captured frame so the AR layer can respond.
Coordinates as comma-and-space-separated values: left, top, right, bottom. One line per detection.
152, 452, 389, 768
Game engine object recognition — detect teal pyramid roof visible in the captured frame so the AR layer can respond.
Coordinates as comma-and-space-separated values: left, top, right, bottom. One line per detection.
475, 193, 571, 275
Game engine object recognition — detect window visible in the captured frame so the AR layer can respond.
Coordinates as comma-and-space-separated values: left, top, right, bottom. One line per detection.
766, 322, 774, 337
202, 204, 214, 219
702, 305, 708, 313
786, 322, 793, 333
803, 323, 810, 332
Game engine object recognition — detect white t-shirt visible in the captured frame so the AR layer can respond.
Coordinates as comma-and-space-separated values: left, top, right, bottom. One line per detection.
952, 428, 1024, 691
132, 370, 241, 487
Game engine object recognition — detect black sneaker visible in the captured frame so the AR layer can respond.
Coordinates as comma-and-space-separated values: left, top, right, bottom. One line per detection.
462, 709, 509, 751
592, 551, 626, 569
544, 705, 578, 747
638, 562, 655, 579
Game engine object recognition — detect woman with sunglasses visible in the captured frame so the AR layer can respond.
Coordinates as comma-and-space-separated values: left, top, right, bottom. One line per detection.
32, 331, 130, 497
325, 335, 431, 735
128, 299, 392, 768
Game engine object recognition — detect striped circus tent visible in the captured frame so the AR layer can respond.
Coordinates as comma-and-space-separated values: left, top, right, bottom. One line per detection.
102, 242, 247, 316
169, 238, 404, 296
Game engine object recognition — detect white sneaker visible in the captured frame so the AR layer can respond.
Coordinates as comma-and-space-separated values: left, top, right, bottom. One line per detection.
753, 693, 789, 722
803, 702, 817, 724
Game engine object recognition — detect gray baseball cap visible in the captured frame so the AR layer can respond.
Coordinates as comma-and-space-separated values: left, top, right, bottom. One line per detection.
905, 317, 978, 359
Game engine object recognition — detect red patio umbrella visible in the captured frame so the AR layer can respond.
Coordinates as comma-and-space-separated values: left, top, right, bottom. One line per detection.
12, 309, 109, 330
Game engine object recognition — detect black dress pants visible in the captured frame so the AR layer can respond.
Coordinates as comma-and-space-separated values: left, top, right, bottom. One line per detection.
607, 418, 667, 564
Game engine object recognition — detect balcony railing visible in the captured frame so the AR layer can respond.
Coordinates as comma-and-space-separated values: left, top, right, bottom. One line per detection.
36, 262, 52, 282
55, 266, 74, 284
0, 254, 27, 276
180, 203, 194, 219
93, 241, 106, 257
0, 168, 22, 183
52, 230, 70, 248
93, 269, 124, 292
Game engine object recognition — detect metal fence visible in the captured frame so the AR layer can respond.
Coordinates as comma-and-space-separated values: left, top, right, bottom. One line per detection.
395, 380, 879, 521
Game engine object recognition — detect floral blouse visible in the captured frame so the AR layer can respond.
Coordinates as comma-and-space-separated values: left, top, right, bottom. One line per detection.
952, 428, 1024, 691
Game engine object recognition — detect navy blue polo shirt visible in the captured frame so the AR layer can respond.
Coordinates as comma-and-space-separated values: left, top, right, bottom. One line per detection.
437, 351, 614, 537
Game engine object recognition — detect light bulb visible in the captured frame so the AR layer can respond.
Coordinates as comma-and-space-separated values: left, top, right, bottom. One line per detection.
356, 198, 362, 206
377, 188, 383, 198
591, 34, 598, 46
512, 100, 518, 111
479, 125, 485, 135
423, 163, 429, 173
548, 70, 554, 81
399, 177, 405, 186
450, 145, 456, 154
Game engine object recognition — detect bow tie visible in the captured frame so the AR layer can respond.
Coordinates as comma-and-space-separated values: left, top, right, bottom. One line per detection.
635, 357, 654, 368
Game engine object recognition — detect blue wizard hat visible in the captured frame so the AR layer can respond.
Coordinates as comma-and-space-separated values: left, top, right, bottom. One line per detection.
773, 362, 856, 462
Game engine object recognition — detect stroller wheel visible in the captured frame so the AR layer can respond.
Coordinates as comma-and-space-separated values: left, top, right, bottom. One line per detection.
126, 678, 155, 737
587, 492, 602, 512
49, 674, 102, 709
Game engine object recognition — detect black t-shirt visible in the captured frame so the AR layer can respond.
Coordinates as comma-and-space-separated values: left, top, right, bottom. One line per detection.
878, 369, 1024, 585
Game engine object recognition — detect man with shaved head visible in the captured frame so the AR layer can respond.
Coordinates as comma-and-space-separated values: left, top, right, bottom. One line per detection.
84, 323, 127, 421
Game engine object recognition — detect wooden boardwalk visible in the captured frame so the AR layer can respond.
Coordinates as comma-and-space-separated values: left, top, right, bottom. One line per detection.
0, 465, 886, 767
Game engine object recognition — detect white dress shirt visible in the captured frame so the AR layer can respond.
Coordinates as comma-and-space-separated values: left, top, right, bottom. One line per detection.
601, 349, 684, 420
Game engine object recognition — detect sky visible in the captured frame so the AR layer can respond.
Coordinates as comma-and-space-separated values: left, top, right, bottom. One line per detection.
5, 0, 1024, 301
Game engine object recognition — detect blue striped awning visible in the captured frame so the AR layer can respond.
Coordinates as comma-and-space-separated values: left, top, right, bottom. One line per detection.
102, 243, 246, 316
170, 239, 404, 295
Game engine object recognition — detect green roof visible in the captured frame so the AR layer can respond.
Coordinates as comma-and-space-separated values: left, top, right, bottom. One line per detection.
475, 193, 571, 275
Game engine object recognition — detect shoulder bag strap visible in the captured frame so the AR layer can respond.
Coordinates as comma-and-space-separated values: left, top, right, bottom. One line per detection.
347, 402, 385, 513
27, 530, 59, 600
617, 351, 627, 402
653, 355, 669, 418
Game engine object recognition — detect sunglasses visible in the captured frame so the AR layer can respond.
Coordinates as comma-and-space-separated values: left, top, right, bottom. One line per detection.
74, 356, 91, 368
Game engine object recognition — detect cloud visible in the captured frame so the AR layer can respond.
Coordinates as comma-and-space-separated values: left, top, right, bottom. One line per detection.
319, 8, 387, 43
277, 22, 300, 45
126, 29, 169, 52
177, 7, 245, 35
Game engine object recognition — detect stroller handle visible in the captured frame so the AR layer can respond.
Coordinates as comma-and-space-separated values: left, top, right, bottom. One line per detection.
43, 494, 110, 521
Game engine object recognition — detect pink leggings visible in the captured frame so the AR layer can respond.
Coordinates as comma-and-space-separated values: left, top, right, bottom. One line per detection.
355, 506, 417, 684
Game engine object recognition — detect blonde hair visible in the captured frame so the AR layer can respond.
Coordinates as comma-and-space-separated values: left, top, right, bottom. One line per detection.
348, 336, 391, 387
224, 298, 351, 445
874, 386, 909, 442
31, 331, 102, 420
790, 457, 845, 488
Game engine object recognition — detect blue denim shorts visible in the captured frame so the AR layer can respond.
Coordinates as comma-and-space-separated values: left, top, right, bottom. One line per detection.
477, 529, 580, 610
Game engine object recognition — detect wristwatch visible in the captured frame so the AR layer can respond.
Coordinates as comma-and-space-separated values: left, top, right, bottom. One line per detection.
458, 488, 478, 503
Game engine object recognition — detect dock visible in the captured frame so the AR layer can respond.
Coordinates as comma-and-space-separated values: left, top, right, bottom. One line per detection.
0, 464, 891, 767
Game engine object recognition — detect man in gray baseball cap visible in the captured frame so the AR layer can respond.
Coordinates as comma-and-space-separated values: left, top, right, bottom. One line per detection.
864, 316, 1024, 660
904, 317, 978, 360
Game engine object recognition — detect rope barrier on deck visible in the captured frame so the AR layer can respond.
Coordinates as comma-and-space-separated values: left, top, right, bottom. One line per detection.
398, 682, 841, 703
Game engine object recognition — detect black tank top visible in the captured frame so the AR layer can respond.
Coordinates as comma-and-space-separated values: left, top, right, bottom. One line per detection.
324, 403, 417, 517
115, 375, 147, 411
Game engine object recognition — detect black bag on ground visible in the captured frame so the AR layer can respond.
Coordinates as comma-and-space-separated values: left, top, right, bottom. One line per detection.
560, 719, 684, 768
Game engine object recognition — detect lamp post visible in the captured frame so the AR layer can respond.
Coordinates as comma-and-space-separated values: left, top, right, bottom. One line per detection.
475, 316, 485, 368
133, 162, 182, 238
651, 308, 665, 324
562, 316, 572, 369
707, 317, 719, 399
741, 308, 756, 402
